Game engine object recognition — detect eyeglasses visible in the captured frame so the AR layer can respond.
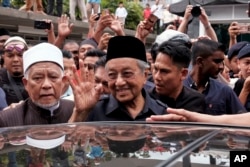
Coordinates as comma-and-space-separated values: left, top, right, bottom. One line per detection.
4, 44, 26, 53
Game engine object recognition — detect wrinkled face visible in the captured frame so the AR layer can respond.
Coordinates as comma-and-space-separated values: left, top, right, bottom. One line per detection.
23, 62, 65, 108
0, 35, 9, 51
238, 57, 250, 79
94, 66, 110, 94
3, 41, 27, 76
153, 53, 187, 97
106, 58, 147, 103
78, 44, 95, 60
200, 51, 225, 79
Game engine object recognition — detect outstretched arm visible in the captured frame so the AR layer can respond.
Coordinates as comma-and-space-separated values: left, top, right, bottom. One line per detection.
146, 108, 250, 126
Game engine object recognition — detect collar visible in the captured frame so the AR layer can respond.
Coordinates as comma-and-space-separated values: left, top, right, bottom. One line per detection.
150, 87, 185, 108
186, 75, 209, 91
28, 99, 61, 118
105, 89, 162, 116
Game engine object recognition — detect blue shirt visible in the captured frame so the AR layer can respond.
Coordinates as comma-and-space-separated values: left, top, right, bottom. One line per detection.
0, 88, 7, 111
183, 75, 245, 115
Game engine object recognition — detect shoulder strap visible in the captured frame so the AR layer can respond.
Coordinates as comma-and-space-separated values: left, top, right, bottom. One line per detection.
7, 72, 24, 101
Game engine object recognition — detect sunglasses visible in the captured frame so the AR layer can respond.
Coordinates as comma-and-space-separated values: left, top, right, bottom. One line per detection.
4, 44, 26, 52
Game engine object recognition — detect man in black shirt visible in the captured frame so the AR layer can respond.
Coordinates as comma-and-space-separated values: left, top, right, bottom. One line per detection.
0, 36, 29, 105
149, 41, 205, 113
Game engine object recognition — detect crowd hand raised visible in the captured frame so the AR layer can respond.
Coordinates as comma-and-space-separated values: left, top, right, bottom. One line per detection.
89, 13, 98, 27
96, 14, 113, 31
199, 7, 209, 26
183, 5, 192, 20
98, 32, 113, 51
67, 61, 103, 113
242, 76, 250, 93
228, 22, 240, 38
109, 14, 125, 35
57, 14, 74, 38
44, 19, 54, 33
135, 21, 151, 41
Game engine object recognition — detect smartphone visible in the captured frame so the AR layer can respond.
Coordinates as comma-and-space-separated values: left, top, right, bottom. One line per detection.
34, 20, 51, 30
95, 13, 101, 21
238, 23, 250, 34
144, 14, 158, 31
248, 1, 250, 17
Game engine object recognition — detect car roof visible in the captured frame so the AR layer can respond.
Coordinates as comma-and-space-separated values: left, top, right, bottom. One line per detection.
0, 121, 249, 167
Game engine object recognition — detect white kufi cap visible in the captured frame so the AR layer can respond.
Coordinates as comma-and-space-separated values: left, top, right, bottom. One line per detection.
23, 43, 64, 73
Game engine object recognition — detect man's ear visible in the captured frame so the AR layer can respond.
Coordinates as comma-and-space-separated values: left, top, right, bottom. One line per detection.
22, 77, 28, 91
196, 56, 204, 67
143, 69, 148, 84
181, 68, 189, 81
62, 76, 68, 83
237, 59, 241, 70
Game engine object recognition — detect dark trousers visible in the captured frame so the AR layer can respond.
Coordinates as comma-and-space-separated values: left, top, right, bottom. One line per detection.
47, 0, 62, 16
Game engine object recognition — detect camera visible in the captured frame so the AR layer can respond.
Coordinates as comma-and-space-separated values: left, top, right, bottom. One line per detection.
34, 20, 51, 30
191, 4, 201, 17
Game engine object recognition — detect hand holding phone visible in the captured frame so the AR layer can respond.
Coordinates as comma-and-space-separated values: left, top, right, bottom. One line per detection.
144, 14, 158, 31
34, 20, 51, 30
238, 23, 250, 34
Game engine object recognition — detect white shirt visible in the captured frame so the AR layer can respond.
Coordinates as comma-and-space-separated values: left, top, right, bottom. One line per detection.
151, 4, 164, 19
115, 7, 128, 18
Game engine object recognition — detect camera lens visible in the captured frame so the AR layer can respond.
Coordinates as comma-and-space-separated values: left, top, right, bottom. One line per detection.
191, 5, 201, 17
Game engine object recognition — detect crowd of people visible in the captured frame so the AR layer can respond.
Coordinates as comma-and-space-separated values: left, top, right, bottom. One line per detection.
1, 0, 250, 165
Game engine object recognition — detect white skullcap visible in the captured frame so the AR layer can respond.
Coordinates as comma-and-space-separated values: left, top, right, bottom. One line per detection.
23, 43, 64, 73
4, 36, 28, 47
154, 29, 190, 45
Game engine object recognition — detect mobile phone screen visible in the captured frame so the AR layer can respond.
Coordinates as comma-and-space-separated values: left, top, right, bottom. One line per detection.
144, 14, 158, 31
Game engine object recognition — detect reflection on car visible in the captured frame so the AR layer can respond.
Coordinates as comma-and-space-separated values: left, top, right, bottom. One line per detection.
0, 122, 249, 166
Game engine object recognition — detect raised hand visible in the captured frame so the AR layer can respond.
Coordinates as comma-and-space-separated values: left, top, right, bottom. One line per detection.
57, 14, 74, 38
98, 32, 113, 51
109, 14, 125, 35
135, 21, 151, 43
67, 61, 103, 122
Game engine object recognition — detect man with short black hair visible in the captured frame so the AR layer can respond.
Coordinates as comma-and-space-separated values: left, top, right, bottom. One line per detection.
149, 41, 205, 112
184, 39, 245, 115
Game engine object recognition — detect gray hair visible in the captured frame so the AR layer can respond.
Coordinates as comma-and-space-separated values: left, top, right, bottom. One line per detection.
136, 59, 150, 73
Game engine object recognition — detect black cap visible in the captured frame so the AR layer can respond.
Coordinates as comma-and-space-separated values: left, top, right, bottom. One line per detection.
227, 41, 249, 60
238, 44, 250, 59
106, 36, 147, 62
80, 38, 98, 48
